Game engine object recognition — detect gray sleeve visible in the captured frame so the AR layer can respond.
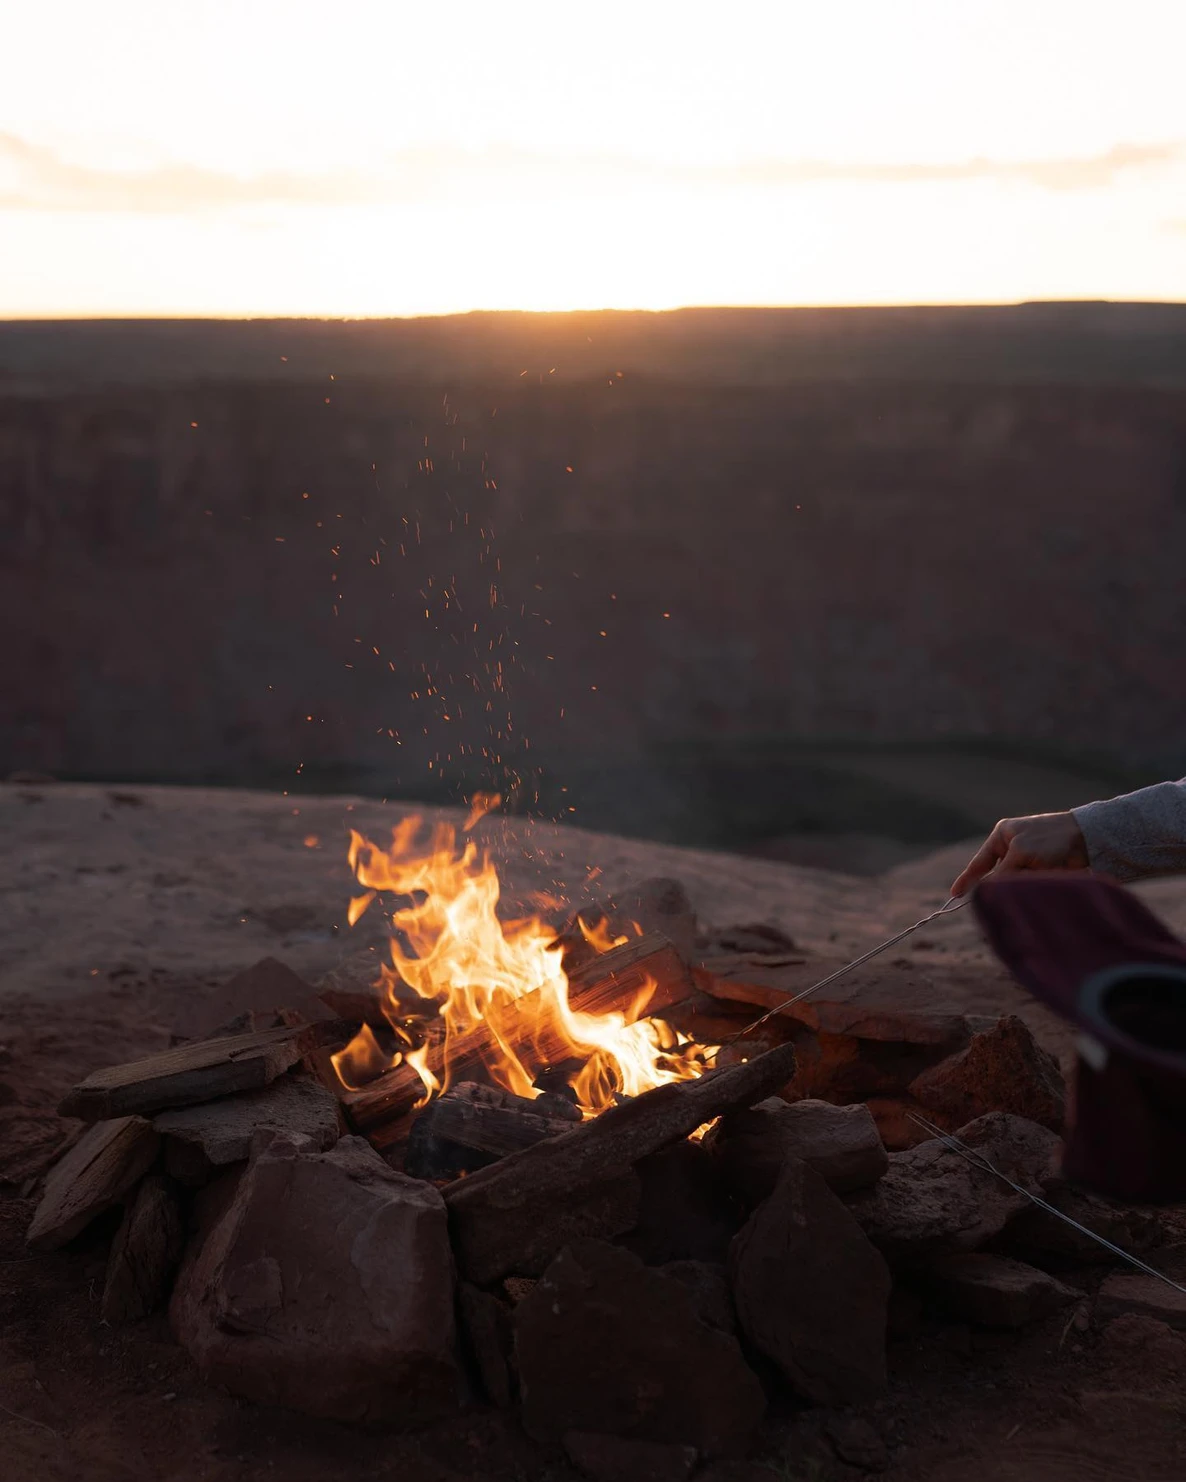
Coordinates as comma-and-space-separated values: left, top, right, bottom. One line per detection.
1072, 779, 1186, 881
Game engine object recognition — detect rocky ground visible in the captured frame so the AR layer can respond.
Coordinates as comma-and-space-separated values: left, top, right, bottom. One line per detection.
4, 780, 1186, 1482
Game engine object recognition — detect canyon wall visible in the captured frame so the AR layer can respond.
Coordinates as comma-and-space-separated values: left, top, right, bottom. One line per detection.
2, 309, 1185, 845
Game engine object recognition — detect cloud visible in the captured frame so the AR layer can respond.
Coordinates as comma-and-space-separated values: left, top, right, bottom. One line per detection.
0, 132, 1179, 216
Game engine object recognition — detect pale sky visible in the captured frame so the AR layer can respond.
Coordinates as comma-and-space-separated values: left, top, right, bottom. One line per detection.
2, 0, 1184, 315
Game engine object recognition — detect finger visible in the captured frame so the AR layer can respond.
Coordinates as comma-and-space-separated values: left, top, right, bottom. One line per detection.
951, 828, 1008, 896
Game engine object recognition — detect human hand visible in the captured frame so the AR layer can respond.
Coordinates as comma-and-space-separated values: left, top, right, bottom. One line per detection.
951, 811, 1089, 897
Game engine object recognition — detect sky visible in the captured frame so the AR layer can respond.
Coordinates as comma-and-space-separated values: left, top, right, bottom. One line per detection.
1, 0, 1184, 316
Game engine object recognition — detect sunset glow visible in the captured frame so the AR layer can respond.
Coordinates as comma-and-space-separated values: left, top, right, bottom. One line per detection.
2, 0, 1184, 315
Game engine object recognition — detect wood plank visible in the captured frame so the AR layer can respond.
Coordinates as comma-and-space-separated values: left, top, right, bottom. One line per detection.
340, 934, 696, 1136
101, 1174, 183, 1321
58, 1022, 350, 1121
26, 1116, 160, 1250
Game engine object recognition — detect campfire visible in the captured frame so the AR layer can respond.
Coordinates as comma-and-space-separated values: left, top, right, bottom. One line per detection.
329, 812, 715, 1127
26, 805, 1129, 1468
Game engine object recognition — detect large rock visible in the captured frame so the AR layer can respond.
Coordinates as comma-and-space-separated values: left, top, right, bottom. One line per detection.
170, 1132, 460, 1423
154, 1073, 341, 1183
26, 1116, 160, 1250
696, 958, 970, 1046
729, 1157, 890, 1405
1000, 1184, 1163, 1266
707, 1097, 887, 1203
515, 1239, 765, 1457
444, 1042, 797, 1283
908, 1016, 1065, 1133
925, 1253, 1077, 1328
845, 1113, 1062, 1263
1096, 1270, 1186, 1330
564, 1430, 698, 1482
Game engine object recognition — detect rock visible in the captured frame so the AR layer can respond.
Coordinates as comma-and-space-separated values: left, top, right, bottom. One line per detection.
564, 1430, 699, 1482
908, 1016, 1065, 1133
660, 1260, 737, 1333
845, 1113, 1062, 1263
925, 1253, 1077, 1328
26, 1116, 160, 1250
707, 1097, 887, 1203
729, 1158, 890, 1405
170, 1132, 460, 1423
781, 1032, 945, 1106
457, 1283, 514, 1407
1096, 1271, 1186, 1330
173, 956, 326, 1039
154, 1073, 341, 1183
862, 1097, 933, 1151
617, 1141, 741, 1265
101, 1175, 183, 1321
1100, 1314, 1186, 1368
999, 1184, 1162, 1266
696, 958, 970, 1046
823, 1413, 889, 1471
515, 1239, 765, 1457
444, 1041, 797, 1283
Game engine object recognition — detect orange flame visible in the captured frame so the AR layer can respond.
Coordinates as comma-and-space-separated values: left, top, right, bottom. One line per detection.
339, 818, 711, 1116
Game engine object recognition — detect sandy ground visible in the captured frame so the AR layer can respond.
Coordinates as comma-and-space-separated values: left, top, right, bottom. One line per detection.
6, 780, 1186, 1482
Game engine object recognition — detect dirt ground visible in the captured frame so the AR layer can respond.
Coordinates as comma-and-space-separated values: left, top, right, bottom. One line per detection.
4, 780, 1186, 1482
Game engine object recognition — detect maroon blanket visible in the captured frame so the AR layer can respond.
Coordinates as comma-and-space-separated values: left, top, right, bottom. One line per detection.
975, 874, 1186, 1203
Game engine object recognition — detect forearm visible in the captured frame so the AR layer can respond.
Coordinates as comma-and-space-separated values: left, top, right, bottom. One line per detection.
1072, 779, 1186, 881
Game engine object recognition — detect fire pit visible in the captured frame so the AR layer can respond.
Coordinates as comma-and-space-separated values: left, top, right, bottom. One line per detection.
24, 809, 1099, 1467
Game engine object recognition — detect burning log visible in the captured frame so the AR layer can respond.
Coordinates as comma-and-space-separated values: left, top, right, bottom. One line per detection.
59, 1021, 352, 1122
339, 932, 697, 1140
444, 1039, 798, 1283
405, 1082, 580, 1180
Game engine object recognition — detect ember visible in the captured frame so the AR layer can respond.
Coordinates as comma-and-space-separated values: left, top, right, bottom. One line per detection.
332, 817, 714, 1116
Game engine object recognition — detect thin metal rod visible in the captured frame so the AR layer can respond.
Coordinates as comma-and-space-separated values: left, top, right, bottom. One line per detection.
906, 1111, 1186, 1295
712, 895, 970, 1053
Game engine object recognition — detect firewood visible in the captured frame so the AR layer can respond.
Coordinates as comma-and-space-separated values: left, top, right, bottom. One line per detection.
444, 1039, 798, 1283
101, 1174, 183, 1321
340, 934, 696, 1138
59, 1021, 353, 1122
26, 1116, 160, 1251
405, 1082, 580, 1179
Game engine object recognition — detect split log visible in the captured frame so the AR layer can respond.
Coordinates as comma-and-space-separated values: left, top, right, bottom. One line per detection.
405, 1082, 580, 1180
443, 1039, 798, 1283
101, 1174, 184, 1321
340, 933, 696, 1138
26, 1116, 160, 1250
59, 1021, 353, 1122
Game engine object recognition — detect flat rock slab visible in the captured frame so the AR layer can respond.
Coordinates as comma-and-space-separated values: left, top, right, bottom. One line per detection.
59, 1024, 320, 1120
845, 1113, 1062, 1263
729, 1157, 891, 1405
154, 1073, 341, 1181
1096, 1271, 1186, 1330
444, 1042, 797, 1284
101, 1174, 183, 1321
515, 1239, 764, 1457
908, 1015, 1065, 1132
26, 1116, 160, 1250
170, 1132, 460, 1424
708, 1097, 887, 1203
696, 958, 969, 1046
925, 1253, 1077, 1328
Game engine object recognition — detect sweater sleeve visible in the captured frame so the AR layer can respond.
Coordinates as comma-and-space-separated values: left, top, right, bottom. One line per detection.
1072, 778, 1186, 882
